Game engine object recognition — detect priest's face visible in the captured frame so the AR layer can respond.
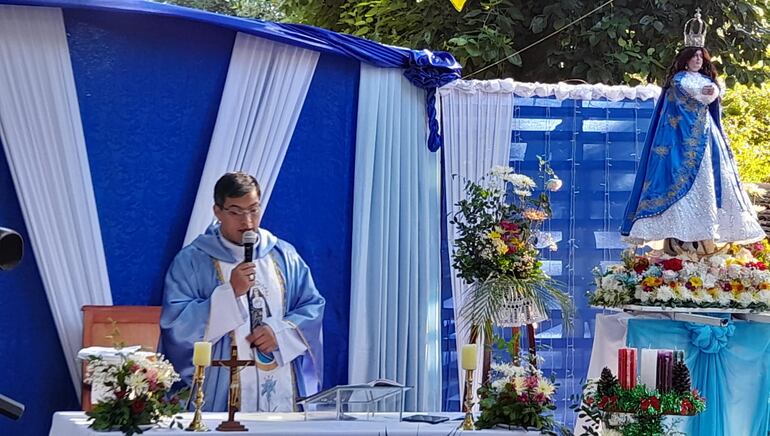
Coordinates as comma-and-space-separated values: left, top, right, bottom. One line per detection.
213, 188, 262, 245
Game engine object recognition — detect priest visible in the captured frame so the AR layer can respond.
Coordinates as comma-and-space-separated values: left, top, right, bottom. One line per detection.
159, 172, 325, 412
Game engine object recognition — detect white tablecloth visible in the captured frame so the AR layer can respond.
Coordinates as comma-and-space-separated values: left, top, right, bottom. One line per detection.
50, 412, 542, 435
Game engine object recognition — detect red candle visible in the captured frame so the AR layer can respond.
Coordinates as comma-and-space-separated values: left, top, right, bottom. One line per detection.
618, 348, 637, 389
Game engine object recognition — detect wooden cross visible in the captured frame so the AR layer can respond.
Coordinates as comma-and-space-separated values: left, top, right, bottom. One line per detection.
212, 343, 256, 432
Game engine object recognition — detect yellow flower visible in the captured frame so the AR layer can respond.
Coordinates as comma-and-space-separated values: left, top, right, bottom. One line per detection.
761, 282, 770, 290
726, 258, 743, 266
689, 276, 703, 288
489, 231, 502, 240
730, 280, 745, 293
642, 276, 663, 287
492, 238, 509, 255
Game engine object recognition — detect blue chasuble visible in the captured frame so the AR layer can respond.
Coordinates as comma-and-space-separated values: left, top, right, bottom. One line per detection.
621, 71, 728, 235
158, 224, 325, 411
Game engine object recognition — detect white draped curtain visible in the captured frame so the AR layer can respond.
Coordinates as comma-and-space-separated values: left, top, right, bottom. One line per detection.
348, 64, 442, 411
437, 79, 514, 403
184, 32, 319, 244
0, 5, 113, 395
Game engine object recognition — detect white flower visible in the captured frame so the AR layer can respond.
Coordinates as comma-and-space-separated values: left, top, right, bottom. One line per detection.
491, 378, 508, 392
738, 292, 755, 307
710, 255, 728, 269
512, 376, 527, 395
489, 165, 513, 177
535, 379, 555, 397
545, 178, 563, 192
703, 273, 718, 289
716, 291, 732, 306
126, 372, 150, 398
662, 270, 679, 281
759, 290, 770, 305
504, 173, 537, 190
656, 285, 674, 302
514, 189, 533, 197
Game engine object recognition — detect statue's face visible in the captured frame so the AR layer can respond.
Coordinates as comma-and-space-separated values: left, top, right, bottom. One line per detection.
687, 50, 703, 72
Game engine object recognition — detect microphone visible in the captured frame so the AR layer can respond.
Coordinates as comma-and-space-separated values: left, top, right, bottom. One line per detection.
242, 230, 257, 263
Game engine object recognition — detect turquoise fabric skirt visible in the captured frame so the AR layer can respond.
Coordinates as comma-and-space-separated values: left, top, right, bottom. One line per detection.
627, 319, 770, 436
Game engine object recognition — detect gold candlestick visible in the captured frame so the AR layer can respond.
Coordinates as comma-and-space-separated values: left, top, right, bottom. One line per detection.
186, 365, 209, 432
462, 368, 475, 431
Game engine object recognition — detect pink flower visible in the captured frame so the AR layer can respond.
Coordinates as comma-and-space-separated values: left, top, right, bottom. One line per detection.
525, 376, 539, 389
534, 393, 548, 404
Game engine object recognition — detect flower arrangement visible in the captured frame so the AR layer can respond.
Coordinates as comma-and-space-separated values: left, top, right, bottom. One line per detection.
475, 356, 560, 431
575, 367, 705, 436
85, 354, 187, 435
452, 164, 571, 329
589, 245, 770, 310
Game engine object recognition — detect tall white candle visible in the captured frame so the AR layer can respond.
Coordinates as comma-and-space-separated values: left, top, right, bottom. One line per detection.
192, 341, 212, 367
461, 344, 477, 370
639, 348, 658, 390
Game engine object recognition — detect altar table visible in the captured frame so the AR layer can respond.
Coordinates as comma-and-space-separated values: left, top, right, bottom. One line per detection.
50, 412, 543, 435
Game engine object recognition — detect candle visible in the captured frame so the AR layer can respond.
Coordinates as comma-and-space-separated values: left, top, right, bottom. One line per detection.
656, 350, 673, 392
640, 349, 658, 390
461, 344, 477, 370
673, 350, 685, 365
192, 341, 212, 367
618, 348, 637, 389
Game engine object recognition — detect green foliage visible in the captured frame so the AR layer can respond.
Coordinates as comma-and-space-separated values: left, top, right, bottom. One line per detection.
280, 0, 770, 85
722, 83, 770, 183
161, 0, 285, 21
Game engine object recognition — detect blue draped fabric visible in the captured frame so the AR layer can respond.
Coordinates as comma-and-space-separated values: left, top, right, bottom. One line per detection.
627, 319, 770, 436
620, 72, 727, 234
0, 0, 462, 151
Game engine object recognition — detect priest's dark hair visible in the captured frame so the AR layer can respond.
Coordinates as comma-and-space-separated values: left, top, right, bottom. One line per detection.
664, 47, 718, 87
214, 172, 262, 207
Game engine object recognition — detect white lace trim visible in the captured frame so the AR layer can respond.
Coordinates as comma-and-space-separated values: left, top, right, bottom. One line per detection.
439, 79, 661, 101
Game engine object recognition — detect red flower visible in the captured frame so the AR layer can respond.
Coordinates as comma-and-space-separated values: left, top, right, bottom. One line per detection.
130, 399, 146, 414
585, 396, 595, 405
660, 258, 684, 272
680, 399, 693, 415
500, 220, 520, 233
598, 395, 618, 410
633, 257, 650, 274
114, 390, 126, 400
640, 396, 661, 412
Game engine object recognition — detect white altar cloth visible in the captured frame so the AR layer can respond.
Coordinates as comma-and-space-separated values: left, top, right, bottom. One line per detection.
50, 412, 542, 435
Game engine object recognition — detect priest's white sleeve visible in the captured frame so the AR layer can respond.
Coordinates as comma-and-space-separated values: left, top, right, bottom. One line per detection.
262, 317, 307, 366
203, 284, 248, 342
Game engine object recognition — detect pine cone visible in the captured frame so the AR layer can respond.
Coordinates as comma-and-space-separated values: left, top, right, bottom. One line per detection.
672, 361, 691, 395
598, 367, 619, 398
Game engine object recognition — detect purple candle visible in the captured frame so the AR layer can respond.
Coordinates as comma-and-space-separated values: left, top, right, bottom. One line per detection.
656, 350, 673, 392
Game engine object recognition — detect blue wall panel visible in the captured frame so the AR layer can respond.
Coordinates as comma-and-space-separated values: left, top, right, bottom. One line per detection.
65, 9, 235, 306
262, 53, 360, 389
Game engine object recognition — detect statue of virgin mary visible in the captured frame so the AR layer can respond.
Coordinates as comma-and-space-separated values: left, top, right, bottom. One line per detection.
620, 11, 765, 253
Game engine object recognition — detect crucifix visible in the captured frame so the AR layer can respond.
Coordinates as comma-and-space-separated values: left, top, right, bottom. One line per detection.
212, 342, 256, 432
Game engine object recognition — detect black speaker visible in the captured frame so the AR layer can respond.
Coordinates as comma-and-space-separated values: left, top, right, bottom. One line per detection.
0, 228, 23, 271
0, 394, 24, 420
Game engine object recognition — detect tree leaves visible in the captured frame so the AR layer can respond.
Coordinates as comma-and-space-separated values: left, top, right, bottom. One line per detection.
276, 0, 770, 86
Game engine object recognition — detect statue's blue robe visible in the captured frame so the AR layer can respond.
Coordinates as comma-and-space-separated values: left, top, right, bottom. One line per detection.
620, 71, 729, 235
158, 224, 325, 411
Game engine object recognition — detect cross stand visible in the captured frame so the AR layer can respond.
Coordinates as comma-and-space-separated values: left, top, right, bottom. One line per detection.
212, 343, 256, 432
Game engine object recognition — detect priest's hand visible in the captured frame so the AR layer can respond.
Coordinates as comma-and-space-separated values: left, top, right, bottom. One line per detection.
247, 325, 278, 354
230, 262, 256, 297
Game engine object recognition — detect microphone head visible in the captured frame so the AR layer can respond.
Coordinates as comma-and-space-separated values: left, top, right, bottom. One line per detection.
242, 230, 258, 245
